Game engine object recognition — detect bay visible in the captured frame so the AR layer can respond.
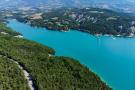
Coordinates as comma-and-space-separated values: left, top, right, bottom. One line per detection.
7, 19, 135, 90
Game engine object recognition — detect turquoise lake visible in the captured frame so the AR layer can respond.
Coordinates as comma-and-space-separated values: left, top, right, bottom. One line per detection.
7, 20, 135, 90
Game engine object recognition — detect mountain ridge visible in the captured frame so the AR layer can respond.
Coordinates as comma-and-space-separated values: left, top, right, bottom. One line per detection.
0, 0, 135, 14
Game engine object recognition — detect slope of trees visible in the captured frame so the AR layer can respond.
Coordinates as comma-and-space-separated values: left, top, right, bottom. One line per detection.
0, 56, 29, 90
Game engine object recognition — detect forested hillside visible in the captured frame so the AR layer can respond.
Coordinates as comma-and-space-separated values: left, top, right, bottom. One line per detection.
17, 8, 135, 37
0, 56, 29, 90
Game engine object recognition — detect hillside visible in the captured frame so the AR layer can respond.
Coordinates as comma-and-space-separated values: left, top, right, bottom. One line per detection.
17, 8, 135, 37
0, 23, 111, 89
0, 56, 29, 90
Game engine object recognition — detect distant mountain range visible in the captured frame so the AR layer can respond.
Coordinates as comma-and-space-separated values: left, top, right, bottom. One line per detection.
0, 0, 135, 13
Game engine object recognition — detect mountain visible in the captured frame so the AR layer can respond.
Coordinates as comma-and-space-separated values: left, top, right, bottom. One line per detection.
0, 0, 135, 12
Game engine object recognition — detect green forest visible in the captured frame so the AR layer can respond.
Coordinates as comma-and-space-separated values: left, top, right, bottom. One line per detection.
0, 56, 29, 90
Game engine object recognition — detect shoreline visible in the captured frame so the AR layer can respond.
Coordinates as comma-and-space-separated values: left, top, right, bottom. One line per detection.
8, 19, 135, 38
7, 19, 112, 89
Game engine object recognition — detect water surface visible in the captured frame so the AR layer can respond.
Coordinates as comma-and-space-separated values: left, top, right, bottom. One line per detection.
7, 20, 135, 90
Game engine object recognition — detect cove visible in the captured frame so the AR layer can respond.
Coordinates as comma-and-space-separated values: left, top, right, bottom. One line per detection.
7, 19, 135, 90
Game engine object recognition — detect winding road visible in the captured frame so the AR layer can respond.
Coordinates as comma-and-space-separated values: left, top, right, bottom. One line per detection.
0, 54, 35, 90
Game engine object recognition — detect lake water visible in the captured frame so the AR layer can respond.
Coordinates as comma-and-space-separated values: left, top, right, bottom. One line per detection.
7, 20, 135, 90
